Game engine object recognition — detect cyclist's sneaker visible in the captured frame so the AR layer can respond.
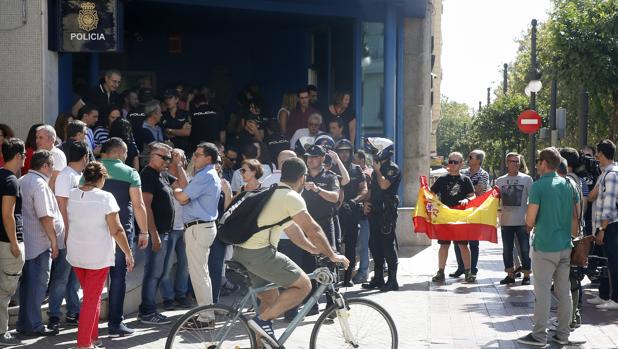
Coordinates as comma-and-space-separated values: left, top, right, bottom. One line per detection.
139, 312, 171, 325
108, 322, 134, 337
248, 316, 280, 348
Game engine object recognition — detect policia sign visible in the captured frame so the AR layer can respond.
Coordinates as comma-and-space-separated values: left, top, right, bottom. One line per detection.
49, 0, 121, 52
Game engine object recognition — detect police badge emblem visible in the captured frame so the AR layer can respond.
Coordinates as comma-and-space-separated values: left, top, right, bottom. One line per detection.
78, 2, 99, 32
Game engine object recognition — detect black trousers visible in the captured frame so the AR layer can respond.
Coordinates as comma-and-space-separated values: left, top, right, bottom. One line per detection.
339, 205, 361, 283
368, 211, 398, 281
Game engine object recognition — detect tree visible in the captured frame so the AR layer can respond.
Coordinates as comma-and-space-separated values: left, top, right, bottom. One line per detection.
436, 96, 472, 157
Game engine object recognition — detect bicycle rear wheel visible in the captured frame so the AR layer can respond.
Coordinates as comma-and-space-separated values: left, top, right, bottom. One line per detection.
165, 304, 256, 349
310, 298, 398, 349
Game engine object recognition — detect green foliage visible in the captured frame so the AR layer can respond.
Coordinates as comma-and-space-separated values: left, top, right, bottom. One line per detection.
436, 96, 472, 158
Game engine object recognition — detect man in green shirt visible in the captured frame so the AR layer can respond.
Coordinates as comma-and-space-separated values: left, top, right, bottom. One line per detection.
518, 147, 582, 347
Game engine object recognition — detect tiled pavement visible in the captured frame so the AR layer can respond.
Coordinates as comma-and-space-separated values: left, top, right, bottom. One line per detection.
13, 237, 618, 348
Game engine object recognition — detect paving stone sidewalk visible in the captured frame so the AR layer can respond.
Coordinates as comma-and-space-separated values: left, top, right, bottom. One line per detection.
14, 236, 618, 348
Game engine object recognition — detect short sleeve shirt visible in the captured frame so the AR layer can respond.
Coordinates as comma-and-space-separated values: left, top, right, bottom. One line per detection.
370, 161, 402, 207
461, 167, 490, 194
239, 184, 307, 249
430, 174, 474, 208
55, 166, 81, 198
495, 172, 533, 226
528, 172, 577, 252
101, 158, 141, 235
189, 104, 225, 148
0, 168, 22, 242
162, 110, 191, 153
66, 188, 120, 269
140, 166, 176, 233
302, 168, 340, 220
341, 163, 366, 201
51, 147, 67, 172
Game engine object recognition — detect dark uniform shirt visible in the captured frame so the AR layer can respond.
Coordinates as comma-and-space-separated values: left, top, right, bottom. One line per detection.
127, 106, 146, 137
83, 83, 122, 118
162, 109, 191, 153
370, 161, 401, 208
189, 104, 225, 150
140, 166, 176, 234
302, 168, 340, 221
339, 162, 365, 202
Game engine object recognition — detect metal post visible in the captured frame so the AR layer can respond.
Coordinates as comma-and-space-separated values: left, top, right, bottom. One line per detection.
550, 64, 558, 146
478, 101, 482, 112
579, 89, 589, 149
528, 19, 538, 178
503, 63, 508, 95
487, 87, 490, 106
383, 4, 397, 140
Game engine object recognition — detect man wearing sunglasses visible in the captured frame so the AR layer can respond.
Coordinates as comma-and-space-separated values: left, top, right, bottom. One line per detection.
430, 152, 476, 283
138, 143, 179, 325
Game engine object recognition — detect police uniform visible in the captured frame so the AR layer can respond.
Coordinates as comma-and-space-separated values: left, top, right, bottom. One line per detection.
335, 160, 366, 284
364, 159, 401, 291
189, 103, 225, 152
162, 109, 191, 153
302, 167, 340, 248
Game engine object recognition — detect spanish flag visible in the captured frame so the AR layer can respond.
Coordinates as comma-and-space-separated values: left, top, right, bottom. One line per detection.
413, 176, 499, 243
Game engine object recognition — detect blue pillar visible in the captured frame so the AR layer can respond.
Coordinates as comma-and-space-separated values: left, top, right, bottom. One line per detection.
89, 53, 100, 88
396, 15, 404, 203
58, 53, 73, 113
383, 4, 397, 140
326, 26, 333, 104
353, 19, 363, 147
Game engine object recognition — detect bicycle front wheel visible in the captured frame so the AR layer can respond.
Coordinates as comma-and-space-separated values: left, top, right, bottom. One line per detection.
165, 304, 256, 349
310, 298, 398, 349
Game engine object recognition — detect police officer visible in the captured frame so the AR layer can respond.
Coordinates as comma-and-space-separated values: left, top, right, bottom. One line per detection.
361, 138, 401, 292
161, 89, 191, 154
334, 139, 367, 286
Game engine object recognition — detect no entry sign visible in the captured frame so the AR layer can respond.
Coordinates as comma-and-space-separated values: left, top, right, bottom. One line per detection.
517, 110, 542, 134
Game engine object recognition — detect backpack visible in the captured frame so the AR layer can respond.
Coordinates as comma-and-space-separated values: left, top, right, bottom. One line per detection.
217, 184, 292, 245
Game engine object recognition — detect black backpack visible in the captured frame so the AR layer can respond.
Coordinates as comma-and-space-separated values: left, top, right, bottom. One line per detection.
217, 184, 292, 245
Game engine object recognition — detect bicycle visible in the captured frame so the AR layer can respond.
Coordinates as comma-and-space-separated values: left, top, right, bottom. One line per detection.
165, 256, 398, 348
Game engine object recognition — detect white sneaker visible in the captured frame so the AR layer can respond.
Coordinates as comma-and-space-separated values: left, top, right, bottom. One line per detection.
586, 295, 608, 305
596, 300, 618, 310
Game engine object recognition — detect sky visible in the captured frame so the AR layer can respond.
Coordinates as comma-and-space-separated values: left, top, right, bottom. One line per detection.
440, 0, 552, 110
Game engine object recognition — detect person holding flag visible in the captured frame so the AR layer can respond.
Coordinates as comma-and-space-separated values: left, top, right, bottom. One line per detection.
429, 152, 476, 283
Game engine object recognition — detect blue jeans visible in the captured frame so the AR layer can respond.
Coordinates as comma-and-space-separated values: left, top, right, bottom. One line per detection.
17, 250, 51, 333
139, 233, 170, 316
501, 226, 531, 272
48, 248, 80, 318
356, 218, 370, 279
602, 222, 618, 302
108, 234, 134, 328
208, 237, 227, 304
160, 230, 189, 302
455, 240, 479, 274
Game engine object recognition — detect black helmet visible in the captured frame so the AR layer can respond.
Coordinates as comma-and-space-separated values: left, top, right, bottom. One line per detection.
335, 139, 354, 151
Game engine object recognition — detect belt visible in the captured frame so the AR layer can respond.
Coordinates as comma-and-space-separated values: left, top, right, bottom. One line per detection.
184, 220, 215, 228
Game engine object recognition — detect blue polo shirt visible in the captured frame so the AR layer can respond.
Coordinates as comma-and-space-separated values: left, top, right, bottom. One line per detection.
183, 164, 221, 222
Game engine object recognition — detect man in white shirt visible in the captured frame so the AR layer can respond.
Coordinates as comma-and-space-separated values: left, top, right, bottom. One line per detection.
35, 125, 67, 192
289, 113, 324, 153
48, 141, 89, 330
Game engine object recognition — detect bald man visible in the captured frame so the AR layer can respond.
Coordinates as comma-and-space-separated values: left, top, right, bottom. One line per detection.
261, 150, 297, 187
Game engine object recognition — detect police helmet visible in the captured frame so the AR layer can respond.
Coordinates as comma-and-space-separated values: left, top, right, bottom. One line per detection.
314, 134, 335, 150
364, 137, 395, 162
335, 139, 354, 151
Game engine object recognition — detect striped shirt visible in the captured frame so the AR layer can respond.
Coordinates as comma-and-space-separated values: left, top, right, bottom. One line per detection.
20, 170, 65, 260
93, 126, 110, 147
594, 163, 618, 231
461, 167, 489, 194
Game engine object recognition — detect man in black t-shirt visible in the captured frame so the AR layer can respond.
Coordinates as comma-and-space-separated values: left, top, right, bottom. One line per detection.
138, 143, 177, 325
189, 94, 225, 153
0, 138, 26, 346
429, 152, 476, 283
162, 89, 191, 154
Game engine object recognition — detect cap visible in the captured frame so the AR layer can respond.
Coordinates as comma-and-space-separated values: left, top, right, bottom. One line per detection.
304, 144, 326, 157
163, 89, 179, 98
335, 139, 354, 150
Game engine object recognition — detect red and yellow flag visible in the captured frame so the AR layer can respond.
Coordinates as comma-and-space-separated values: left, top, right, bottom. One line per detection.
413, 176, 499, 243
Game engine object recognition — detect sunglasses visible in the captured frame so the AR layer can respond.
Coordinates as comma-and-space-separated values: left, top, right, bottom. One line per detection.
155, 153, 172, 162
448, 160, 460, 165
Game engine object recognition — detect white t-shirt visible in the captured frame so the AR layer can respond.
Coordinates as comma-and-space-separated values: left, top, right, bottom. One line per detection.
495, 172, 533, 227
55, 166, 81, 198
66, 188, 120, 269
51, 147, 67, 172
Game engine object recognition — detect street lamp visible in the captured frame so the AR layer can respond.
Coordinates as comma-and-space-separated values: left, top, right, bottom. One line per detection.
527, 18, 541, 178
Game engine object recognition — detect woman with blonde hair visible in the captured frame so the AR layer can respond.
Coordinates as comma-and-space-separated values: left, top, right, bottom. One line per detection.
278, 91, 299, 136
66, 162, 134, 349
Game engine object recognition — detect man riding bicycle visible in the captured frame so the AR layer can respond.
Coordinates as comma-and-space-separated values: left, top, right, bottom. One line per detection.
231, 157, 350, 348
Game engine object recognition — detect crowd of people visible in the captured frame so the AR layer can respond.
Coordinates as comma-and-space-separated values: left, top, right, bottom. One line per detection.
429, 143, 618, 347
0, 69, 402, 348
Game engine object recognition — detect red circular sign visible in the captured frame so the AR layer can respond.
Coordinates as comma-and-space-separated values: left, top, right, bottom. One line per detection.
517, 110, 542, 134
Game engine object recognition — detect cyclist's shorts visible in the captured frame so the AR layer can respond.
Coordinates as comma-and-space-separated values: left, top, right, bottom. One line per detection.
232, 245, 304, 288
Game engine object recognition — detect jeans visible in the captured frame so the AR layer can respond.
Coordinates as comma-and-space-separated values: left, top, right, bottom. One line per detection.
356, 218, 370, 279
602, 222, 618, 302
48, 248, 80, 318
207, 237, 226, 304
108, 234, 134, 328
139, 233, 170, 316
160, 230, 189, 302
16, 250, 51, 333
455, 240, 479, 274
0, 241, 24, 334
501, 226, 531, 272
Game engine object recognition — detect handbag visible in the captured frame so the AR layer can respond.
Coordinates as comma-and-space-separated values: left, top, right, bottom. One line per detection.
571, 235, 594, 267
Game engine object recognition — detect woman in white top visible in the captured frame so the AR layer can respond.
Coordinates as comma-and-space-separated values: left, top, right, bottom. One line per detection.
66, 162, 134, 349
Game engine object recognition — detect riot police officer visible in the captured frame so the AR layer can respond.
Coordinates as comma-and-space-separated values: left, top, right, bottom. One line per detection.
334, 139, 368, 286
361, 138, 401, 292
